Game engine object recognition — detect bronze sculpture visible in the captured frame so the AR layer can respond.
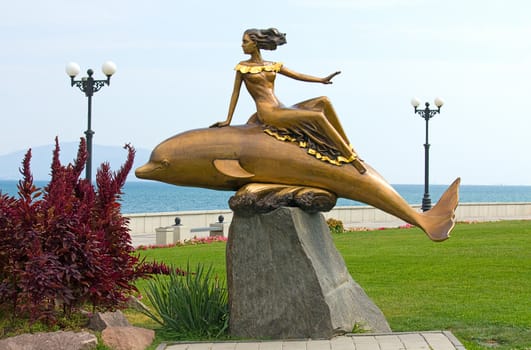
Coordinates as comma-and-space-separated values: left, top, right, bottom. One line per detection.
136, 28, 460, 241
211, 28, 366, 174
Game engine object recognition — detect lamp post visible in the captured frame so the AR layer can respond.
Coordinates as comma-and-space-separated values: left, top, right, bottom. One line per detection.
411, 97, 444, 212
65, 61, 116, 183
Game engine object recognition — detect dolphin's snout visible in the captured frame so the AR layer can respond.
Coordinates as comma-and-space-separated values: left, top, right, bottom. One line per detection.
135, 161, 162, 179
135, 159, 170, 180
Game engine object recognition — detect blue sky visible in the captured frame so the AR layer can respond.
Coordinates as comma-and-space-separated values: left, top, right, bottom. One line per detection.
1, 0, 530, 185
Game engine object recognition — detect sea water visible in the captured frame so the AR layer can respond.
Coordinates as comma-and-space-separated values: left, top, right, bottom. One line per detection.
1, 180, 531, 214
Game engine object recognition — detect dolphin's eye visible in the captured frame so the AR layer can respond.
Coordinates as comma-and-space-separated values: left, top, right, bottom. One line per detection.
161, 159, 170, 167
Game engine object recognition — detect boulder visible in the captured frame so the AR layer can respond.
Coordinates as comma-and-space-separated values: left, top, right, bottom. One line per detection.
227, 207, 391, 339
0, 331, 97, 350
88, 310, 130, 331
101, 326, 155, 350
127, 295, 151, 314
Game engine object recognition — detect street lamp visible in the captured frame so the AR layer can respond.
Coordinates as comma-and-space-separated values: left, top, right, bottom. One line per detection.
65, 61, 117, 183
411, 97, 444, 212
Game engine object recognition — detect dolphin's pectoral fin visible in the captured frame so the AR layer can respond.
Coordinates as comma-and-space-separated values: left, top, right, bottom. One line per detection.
213, 159, 254, 179
229, 183, 337, 216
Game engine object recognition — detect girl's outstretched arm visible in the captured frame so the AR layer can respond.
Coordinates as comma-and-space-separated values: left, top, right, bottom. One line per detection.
279, 66, 341, 84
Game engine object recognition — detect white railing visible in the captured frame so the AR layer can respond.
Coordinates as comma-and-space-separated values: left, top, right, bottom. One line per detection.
125, 202, 531, 235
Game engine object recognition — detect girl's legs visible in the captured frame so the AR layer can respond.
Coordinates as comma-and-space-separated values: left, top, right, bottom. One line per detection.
292, 96, 351, 146
261, 107, 355, 160
260, 106, 367, 173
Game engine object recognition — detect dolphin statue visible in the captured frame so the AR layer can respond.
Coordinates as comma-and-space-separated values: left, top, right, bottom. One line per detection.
136, 122, 460, 241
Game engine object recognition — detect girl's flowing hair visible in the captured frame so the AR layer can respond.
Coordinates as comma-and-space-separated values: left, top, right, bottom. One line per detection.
244, 28, 287, 50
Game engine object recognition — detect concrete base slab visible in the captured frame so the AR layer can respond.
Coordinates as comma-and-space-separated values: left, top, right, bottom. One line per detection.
160, 331, 465, 350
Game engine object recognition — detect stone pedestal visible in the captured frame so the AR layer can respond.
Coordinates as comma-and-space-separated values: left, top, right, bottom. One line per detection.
209, 222, 230, 237
155, 225, 191, 244
226, 207, 391, 339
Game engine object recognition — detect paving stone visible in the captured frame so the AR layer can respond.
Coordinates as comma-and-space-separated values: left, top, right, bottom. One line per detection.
307, 339, 331, 350
211, 342, 237, 350
330, 336, 355, 350
398, 333, 431, 350
351, 335, 379, 350
188, 343, 214, 350
281, 340, 307, 350
234, 342, 260, 350
258, 341, 283, 350
163, 344, 190, 350
422, 333, 456, 350
442, 331, 467, 350
374, 335, 404, 350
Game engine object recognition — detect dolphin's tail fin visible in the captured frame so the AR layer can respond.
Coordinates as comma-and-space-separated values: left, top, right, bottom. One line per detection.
417, 178, 461, 242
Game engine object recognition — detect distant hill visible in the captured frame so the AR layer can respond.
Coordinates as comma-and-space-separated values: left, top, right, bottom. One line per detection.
0, 142, 152, 181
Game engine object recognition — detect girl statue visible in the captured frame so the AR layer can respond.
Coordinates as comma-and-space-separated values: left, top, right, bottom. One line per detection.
211, 28, 367, 174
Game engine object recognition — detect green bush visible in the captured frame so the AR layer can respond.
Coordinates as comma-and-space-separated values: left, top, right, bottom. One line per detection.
141, 263, 229, 339
326, 218, 345, 234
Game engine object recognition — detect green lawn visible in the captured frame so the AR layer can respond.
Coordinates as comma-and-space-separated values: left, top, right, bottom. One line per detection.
135, 220, 531, 349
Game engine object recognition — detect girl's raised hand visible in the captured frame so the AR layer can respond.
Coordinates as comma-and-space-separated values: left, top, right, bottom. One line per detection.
322, 71, 341, 84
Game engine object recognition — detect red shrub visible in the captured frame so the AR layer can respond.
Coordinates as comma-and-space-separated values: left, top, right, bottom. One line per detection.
0, 138, 149, 324
138, 260, 186, 276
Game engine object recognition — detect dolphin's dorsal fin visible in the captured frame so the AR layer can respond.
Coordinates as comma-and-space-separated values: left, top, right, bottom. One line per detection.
213, 159, 254, 178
